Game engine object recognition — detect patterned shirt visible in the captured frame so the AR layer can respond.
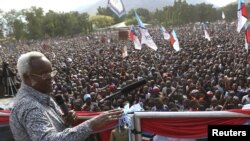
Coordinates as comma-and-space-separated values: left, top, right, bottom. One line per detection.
10, 83, 93, 141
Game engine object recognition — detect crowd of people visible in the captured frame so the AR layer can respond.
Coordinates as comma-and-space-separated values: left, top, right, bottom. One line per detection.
1, 21, 250, 114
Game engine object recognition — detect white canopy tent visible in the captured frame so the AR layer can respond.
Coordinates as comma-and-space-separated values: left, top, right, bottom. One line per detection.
107, 21, 151, 30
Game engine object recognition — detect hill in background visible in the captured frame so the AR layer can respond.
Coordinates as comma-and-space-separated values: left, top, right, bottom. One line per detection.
77, 0, 212, 15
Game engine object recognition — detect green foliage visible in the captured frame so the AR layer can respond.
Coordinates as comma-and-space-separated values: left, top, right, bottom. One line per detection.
125, 17, 137, 26
13, 19, 26, 40
122, 1, 239, 26
90, 15, 114, 28
0, 29, 4, 38
0, 7, 91, 40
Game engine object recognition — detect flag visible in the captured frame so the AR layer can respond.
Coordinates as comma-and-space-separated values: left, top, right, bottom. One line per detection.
139, 28, 158, 51
204, 29, 211, 41
160, 26, 171, 40
135, 11, 145, 28
193, 25, 196, 32
107, 0, 126, 17
201, 23, 211, 41
237, 0, 248, 32
170, 30, 180, 51
135, 11, 157, 51
201, 23, 208, 30
245, 28, 250, 51
129, 25, 142, 50
246, 28, 250, 43
121, 46, 128, 58
222, 11, 225, 19
129, 25, 138, 41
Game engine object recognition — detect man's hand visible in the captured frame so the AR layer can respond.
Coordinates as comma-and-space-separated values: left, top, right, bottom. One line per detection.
88, 109, 123, 130
63, 110, 77, 126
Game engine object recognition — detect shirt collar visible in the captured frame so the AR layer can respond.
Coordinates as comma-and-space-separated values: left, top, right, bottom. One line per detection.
20, 83, 51, 106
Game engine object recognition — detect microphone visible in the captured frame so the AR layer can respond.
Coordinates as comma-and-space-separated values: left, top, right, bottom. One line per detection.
121, 79, 147, 94
99, 79, 147, 103
54, 94, 69, 117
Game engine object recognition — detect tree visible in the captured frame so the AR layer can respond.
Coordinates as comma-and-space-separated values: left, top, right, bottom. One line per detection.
90, 15, 114, 28
223, 3, 237, 21
13, 18, 26, 40
3, 10, 21, 37
24, 7, 44, 39
0, 9, 4, 38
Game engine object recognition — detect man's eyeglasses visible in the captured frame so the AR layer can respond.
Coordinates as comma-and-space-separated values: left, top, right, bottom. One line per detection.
30, 70, 57, 80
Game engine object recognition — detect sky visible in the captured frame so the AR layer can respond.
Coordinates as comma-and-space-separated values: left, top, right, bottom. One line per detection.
206, 0, 236, 7
0, 0, 238, 13
0, 0, 101, 12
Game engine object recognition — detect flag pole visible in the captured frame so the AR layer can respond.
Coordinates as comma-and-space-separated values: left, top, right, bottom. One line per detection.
121, 43, 125, 78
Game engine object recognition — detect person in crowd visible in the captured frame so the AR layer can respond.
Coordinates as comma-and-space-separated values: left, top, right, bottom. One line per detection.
81, 93, 101, 112
110, 123, 129, 141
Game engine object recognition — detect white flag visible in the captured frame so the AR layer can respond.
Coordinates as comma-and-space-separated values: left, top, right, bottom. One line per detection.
204, 30, 211, 41
222, 11, 225, 19
193, 25, 196, 32
122, 46, 128, 58
140, 28, 158, 51
173, 39, 180, 52
134, 36, 142, 50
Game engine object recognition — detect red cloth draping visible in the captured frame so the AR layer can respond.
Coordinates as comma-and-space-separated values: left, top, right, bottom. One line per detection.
0, 110, 10, 113
0, 110, 114, 141
141, 117, 250, 139
2, 110, 250, 139
0, 116, 9, 124
76, 111, 101, 116
75, 111, 117, 141
100, 129, 113, 141
230, 109, 250, 115
0, 110, 10, 124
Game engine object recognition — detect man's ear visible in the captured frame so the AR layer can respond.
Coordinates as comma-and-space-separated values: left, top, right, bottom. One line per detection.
23, 73, 31, 84
23, 73, 29, 79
